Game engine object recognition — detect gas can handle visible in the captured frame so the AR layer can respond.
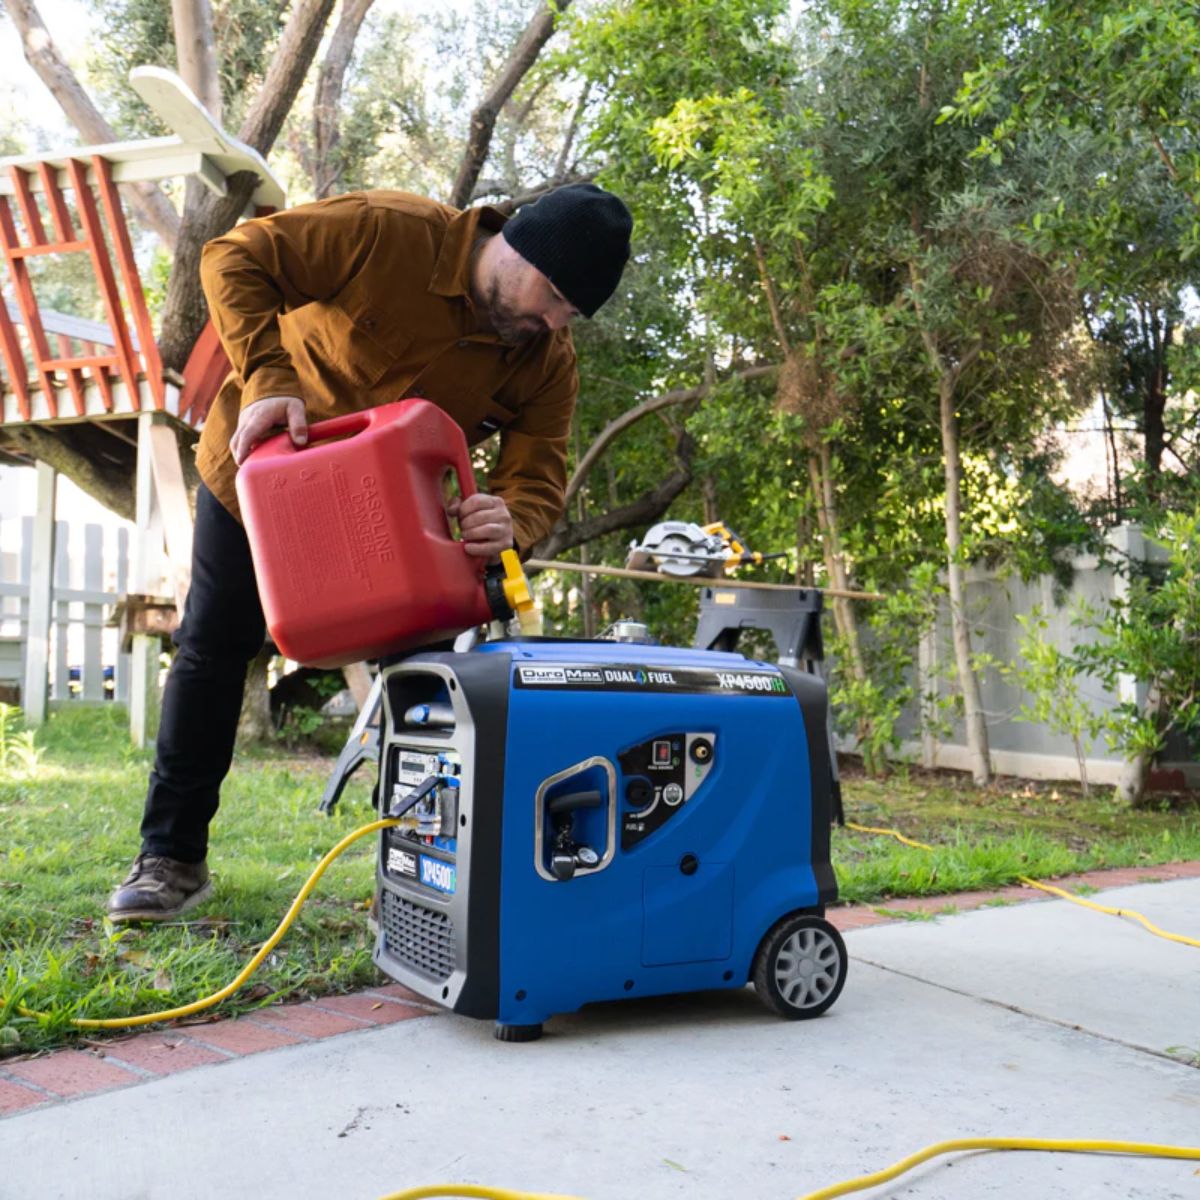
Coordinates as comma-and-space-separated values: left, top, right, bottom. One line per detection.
445, 430, 478, 503
301, 409, 372, 445
247, 409, 371, 461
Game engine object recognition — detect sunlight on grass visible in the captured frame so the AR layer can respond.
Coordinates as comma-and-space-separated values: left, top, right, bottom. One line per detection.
2, 708, 1197, 1057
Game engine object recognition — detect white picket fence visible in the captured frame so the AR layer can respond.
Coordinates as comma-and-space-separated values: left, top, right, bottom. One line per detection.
0, 516, 132, 705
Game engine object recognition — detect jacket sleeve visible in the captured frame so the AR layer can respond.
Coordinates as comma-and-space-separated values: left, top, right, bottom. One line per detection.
199, 194, 376, 409
487, 342, 579, 555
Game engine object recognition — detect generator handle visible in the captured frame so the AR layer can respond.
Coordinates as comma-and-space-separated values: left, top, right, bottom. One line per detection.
547, 790, 603, 815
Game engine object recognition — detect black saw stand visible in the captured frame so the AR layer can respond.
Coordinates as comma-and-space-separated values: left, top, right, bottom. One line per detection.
693, 584, 845, 826
319, 678, 383, 814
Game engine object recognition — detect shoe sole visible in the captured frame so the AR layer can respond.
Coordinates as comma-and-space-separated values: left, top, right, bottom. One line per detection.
107, 877, 215, 924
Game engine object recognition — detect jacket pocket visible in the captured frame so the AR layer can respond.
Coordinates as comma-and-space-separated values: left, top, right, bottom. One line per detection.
308, 302, 407, 389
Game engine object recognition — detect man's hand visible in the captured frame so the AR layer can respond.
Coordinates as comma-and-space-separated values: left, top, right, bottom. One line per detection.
447, 493, 514, 560
231, 395, 308, 465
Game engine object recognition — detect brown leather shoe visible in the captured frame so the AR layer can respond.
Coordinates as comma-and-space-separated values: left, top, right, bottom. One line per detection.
107, 854, 213, 923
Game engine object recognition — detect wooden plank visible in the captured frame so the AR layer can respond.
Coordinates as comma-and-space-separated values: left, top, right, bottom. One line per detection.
0, 139, 199, 184
6, 240, 89, 258
53, 518, 70, 701
51, 337, 88, 418
147, 416, 193, 609
22, 462, 56, 725
93, 157, 165, 410
115, 526, 130, 704
9, 167, 48, 245
66, 159, 142, 410
0, 286, 31, 420
128, 67, 285, 208
83, 523, 104, 701
112, 593, 179, 650
5, 300, 139, 350
0, 190, 59, 415
92, 359, 115, 412
37, 161, 76, 242
195, 153, 229, 198
42, 355, 119, 371
178, 319, 228, 423
128, 633, 162, 748
0, 580, 118, 605
0, 142, 284, 210
130, 414, 164, 747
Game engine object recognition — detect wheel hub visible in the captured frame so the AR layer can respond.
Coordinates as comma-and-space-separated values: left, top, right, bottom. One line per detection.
774, 926, 841, 1009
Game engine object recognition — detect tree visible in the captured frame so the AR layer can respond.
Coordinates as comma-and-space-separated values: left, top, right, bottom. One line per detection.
0, 0, 580, 519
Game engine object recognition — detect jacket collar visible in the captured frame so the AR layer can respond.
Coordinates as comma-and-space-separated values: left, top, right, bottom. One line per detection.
429, 204, 507, 299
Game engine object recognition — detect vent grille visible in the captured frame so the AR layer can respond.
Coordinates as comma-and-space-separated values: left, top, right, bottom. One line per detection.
381, 888, 457, 981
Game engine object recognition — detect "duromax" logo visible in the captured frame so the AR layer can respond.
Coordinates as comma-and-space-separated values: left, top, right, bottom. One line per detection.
518, 666, 567, 684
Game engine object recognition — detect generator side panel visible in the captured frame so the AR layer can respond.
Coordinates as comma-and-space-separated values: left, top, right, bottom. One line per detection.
492, 654, 830, 1027
373, 651, 511, 1020
777, 663, 838, 907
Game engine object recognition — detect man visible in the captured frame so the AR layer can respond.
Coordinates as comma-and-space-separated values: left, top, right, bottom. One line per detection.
107, 183, 633, 922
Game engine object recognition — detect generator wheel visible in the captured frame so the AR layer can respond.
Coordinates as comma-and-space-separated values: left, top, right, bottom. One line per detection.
752, 913, 847, 1019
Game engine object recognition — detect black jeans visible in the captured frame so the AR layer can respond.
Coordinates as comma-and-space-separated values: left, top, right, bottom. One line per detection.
140, 484, 265, 862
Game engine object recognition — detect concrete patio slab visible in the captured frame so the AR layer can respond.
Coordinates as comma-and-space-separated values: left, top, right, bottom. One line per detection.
1, 878, 1197, 1200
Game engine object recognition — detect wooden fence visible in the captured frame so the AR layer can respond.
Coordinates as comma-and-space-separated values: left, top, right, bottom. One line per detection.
0, 515, 131, 705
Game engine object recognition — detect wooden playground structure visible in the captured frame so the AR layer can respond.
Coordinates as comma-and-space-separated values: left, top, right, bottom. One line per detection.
0, 67, 285, 744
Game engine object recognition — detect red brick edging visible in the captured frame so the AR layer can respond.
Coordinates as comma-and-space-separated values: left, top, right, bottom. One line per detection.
0, 982, 436, 1117
3, 861, 1198, 1117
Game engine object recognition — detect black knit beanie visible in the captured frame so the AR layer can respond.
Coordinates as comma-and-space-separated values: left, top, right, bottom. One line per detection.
501, 183, 633, 317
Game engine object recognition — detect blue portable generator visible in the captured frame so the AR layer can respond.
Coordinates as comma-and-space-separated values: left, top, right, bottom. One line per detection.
372, 640, 847, 1040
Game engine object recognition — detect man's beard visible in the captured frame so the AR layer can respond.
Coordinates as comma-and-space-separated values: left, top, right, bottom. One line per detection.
483, 279, 545, 346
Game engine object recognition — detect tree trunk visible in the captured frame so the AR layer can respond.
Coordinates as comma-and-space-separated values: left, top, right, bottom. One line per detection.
939, 372, 991, 786
1141, 305, 1170, 502
449, 0, 573, 209
807, 447, 877, 772
238, 0, 337, 155
157, 171, 262, 372
563, 365, 776, 512
156, 0, 338, 369
1114, 683, 1161, 807
172, 0, 222, 121
237, 645, 274, 744
533, 432, 696, 560
312, 0, 375, 198
795, 509, 815, 588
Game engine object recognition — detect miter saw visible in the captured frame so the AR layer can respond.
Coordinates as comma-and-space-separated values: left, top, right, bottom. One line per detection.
626, 521, 787, 578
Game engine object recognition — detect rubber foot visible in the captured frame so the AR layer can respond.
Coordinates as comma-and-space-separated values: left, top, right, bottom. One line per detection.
494, 1022, 543, 1042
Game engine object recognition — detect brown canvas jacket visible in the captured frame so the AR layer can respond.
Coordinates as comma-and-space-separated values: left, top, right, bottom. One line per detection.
196, 190, 579, 553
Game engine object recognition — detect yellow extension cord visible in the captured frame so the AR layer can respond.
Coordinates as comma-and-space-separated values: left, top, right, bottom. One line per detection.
843, 820, 1200, 948
371, 1138, 1200, 1200
13, 817, 402, 1029
6, 817, 1199, 1198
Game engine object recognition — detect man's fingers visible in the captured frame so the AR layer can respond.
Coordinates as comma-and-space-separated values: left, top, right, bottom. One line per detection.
455, 493, 495, 517
456, 493, 512, 558
231, 395, 307, 466
232, 412, 272, 465
286, 398, 308, 446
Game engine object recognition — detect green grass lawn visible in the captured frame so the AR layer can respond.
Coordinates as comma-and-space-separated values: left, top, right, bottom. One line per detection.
2, 705, 1197, 1057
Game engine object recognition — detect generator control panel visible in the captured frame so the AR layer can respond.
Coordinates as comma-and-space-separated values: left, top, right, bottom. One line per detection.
618, 731, 715, 849
382, 744, 462, 895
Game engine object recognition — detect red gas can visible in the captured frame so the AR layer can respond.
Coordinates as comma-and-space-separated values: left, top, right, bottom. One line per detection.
236, 398, 527, 667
